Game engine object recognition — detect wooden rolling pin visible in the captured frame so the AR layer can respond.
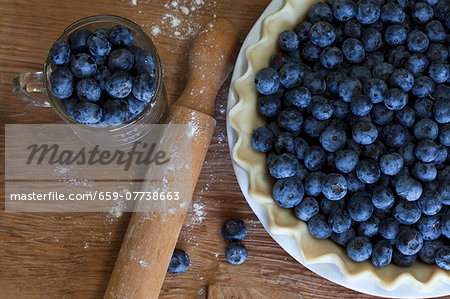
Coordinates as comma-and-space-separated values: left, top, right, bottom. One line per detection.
104, 18, 239, 299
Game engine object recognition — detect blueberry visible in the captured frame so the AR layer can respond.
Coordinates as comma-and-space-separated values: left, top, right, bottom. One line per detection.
255, 67, 280, 95
303, 72, 326, 95
418, 189, 442, 215
49, 41, 71, 66
387, 45, 410, 68
328, 209, 352, 233
372, 240, 393, 267
414, 118, 439, 141
433, 146, 448, 165
332, 0, 356, 21
339, 77, 362, 102
361, 28, 382, 52
398, 142, 416, 167
303, 116, 328, 138
225, 241, 248, 265
109, 25, 134, 47
331, 98, 350, 119
393, 200, 421, 224
380, 217, 400, 239
350, 94, 373, 116
342, 38, 365, 63
393, 249, 416, 267
68, 28, 91, 52
103, 99, 129, 125
358, 215, 380, 237
429, 62, 449, 83
87, 31, 111, 57
442, 213, 450, 237
390, 69, 414, 92
363, 51, 384, 69
380, 153, 404, 176
258, 95, 281, 117
372, 185, 395, 210
304, 172, 326, 196
277, 107, 303, 132
133, 74, 156, 103
127, 94, 147, 117
380, 2, 405, 23
417, 215, 441, 241
395, 106, 416, 128
294, 197, 319, 221
279, 30, 300, 51
105, 71, 132, 99
134, 50, 155, 75
363, 140, 387, 162
304, 146, 326, 171
362, 78, 386, 104
320, 46, 343, 70
251, 126, 274, 153
344, 19, 363, 38
355, 0, 380, 24
425, 20, 446, 42
405, 53, 429, 76
440, 124, 450, 146
94, 65, 110, 91
347, 236, 372, 262
426, 43, 448, 62
372, 62, 394, 81
321, 173, 348, 201
70, 53, 97, 78
319, 126, 347, 152
309, 21, 336, 48
415, 139, 438, 162
412, 162, 437, 183
384, 88, 408, 111
414, 98, 434, 119
72, 101, 102, 124
302, 41, 322, 62
351, 122, 378, 145
294, 138, 310, 160
279, 62, 304, 88
309, 214, 333, 239
371, 104, 393, 126
348, 191, 373, 221
75, 78, 101, 102
349, 66, 371, 83
411, 1, 434, 24
269, 153, 299, 179
295, 164, 309, 181
419, 240, 444, 264
61, 97, 77, 118
168, 249, 190, 273
284, 86, 311, 108
396, 228, 423, 255
433, 98, 450, 124
334, 150, 358, 174
356, 159, 380, 184
222, 218, 247, 241
274, 133, 296, 154
294, 21, 312, 42
407, 30, 430, 53
346, 171, 365, 192
107, 49, 134, 72
395, 175, 423, 201
308, 2, 334, 23
411, 76, 435, 98
50, 67, 74, 99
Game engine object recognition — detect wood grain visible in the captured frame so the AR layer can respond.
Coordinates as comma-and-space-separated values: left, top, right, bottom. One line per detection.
0, 0, 403, 298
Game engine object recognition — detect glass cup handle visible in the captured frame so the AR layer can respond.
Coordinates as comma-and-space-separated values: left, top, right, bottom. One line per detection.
11, 71, 51, 107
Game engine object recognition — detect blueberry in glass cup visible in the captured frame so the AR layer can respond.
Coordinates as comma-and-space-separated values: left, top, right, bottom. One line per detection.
12, 15, 168, 148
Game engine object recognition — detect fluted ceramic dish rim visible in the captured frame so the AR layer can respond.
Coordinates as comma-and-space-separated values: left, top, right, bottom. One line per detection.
227, 0, 450, 296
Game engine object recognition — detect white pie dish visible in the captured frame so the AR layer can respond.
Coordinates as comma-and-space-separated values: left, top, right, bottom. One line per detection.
226, 0, 450, 297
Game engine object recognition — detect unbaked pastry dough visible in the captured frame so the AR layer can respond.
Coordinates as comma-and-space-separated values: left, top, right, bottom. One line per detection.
229, 0, 450, 292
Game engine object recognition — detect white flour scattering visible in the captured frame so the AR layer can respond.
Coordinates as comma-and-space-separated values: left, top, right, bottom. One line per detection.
129, 0, 218, 40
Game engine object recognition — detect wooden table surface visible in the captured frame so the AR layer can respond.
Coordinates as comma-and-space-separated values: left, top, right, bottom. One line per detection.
0, 1, 399, 298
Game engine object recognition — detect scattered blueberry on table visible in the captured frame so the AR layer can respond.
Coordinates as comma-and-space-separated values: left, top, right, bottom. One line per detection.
222, 219, 248, 265
251, 0, 449, 270
168, 248, 190, 274
49, 24, 157, 126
